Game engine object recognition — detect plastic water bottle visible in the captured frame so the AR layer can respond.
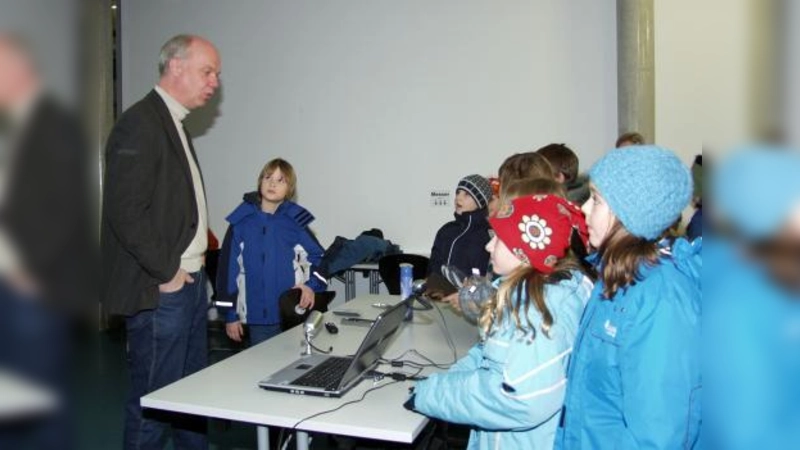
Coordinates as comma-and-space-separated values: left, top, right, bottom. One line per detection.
399, 263, 414, 321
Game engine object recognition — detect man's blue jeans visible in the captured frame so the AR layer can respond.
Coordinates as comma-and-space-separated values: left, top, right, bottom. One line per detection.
124, 270, 208, 450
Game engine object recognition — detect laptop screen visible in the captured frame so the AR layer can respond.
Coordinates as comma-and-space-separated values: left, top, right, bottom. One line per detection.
338, 298, 410, 387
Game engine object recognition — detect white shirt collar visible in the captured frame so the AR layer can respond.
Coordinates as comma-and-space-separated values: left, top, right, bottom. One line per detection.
154, 85, 189, 122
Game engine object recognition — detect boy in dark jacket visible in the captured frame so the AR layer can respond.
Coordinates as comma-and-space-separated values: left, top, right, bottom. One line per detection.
428, 175, 493, 279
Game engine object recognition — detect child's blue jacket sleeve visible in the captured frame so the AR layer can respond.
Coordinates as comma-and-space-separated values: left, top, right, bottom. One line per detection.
413, 336, 569, 430
412, 280, 586, 431
297, 226, 326, 292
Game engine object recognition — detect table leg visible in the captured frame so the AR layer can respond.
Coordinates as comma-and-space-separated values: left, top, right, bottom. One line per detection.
257, 425, 269, 450
345, 269, 355, 301
296, 430, 310, 450
369, 270, 381, 294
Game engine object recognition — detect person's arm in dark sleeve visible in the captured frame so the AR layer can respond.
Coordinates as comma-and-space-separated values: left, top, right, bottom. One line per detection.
103, 118, 176, 282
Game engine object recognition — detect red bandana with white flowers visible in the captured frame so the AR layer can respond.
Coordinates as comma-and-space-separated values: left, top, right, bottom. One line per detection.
489, 194, 588, 274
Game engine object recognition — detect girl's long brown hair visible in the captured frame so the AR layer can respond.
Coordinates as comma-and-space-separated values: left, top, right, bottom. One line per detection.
597, 220, 660, 299
479, 233, 584, 339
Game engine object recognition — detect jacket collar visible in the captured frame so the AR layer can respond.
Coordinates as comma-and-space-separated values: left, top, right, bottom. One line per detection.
146, 90, 195, 188
227, 192, 314, 228
453, 207, 487, 223
154, 85, 189, 122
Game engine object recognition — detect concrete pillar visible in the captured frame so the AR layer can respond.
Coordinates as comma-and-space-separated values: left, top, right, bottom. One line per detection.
749, 0, 782, 141
616, 0, 655, 143
82, 0, 115, 154
80, 0, 115, 329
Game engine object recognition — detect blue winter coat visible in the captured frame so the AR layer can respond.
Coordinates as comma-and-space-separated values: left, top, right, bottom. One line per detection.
555, 238, 702, 450
216, 193, 325, 325
412, 272, 592, 450
705, 238, 800, 449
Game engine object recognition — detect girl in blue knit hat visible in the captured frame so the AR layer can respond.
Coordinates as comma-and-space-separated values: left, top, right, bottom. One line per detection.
555, 146, 702, 450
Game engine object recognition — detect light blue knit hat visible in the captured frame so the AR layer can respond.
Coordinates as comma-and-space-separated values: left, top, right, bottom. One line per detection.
589, 145, 693, 240
714, 146, 800, 239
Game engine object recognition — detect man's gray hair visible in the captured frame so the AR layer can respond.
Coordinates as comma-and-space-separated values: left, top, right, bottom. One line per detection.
158, 34, 195, 76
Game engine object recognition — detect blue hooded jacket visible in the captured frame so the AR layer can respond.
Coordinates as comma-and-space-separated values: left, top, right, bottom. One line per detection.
216, 192, 325, 325
555, 238, 702, 450
704, 238, 800, 449
412, 271, 592, 449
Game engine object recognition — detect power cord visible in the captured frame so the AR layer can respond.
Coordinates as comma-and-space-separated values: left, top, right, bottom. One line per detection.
379, 349, 452, 370
284, 366, 425, 440
277, 298, 460, 448
378, 300, 460, 371
368, 367, 427, 382
429, 299, 459, 365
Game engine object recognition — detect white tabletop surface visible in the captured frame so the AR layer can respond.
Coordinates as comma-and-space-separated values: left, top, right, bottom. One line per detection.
348, 263, 379, 270
141, 294, 478, 443
0, 370, 56, 420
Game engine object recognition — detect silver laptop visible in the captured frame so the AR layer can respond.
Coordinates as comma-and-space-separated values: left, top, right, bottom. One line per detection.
258, 298, 409, 398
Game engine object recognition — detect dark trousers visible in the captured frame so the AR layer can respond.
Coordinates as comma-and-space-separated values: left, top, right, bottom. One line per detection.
248, 323, 281, 346
124, 270, 208, 450
0, 278, 73, 450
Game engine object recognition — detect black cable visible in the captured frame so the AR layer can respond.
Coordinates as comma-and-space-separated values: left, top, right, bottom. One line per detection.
378, 349, 452, 370
377, 301, 460, 370
429, 300, 458, 365
289, 378, 402, 431
409, 293, 434, 311
369, 367, 426, 382
304, 334, 333, 354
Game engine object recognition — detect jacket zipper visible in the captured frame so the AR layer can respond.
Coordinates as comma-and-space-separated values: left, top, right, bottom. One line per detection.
446, 214, 473, 267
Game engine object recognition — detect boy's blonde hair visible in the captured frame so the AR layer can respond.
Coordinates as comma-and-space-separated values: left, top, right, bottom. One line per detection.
258, 158, 297, 200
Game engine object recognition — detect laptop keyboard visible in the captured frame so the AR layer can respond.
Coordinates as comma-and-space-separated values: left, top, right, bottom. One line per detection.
292, 357, 353, 391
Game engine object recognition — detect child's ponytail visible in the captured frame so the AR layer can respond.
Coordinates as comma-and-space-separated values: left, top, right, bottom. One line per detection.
480, 256, 580, 339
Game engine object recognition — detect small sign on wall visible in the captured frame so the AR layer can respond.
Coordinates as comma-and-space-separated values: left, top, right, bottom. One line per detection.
430, 190, 450, 207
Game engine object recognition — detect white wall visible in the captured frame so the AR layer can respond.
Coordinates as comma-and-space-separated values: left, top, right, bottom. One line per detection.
120, 0, 617, 252
0, 0, 79, 104
654, 0, 753, 160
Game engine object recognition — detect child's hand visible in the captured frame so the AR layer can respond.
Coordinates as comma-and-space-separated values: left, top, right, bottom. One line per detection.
296, 284, 315, 309
226, 321, 244, 342
443, 292, 461, 311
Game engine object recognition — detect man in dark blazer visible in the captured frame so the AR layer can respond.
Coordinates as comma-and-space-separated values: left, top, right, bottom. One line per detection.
102, 34, 220, 450
0, 33, 94, 450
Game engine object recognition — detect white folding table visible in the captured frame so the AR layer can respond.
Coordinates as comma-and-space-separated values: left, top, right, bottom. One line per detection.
141, 294, 478, 450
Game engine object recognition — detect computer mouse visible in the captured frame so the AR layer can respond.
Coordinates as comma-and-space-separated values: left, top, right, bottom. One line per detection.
324, 321, 339, 334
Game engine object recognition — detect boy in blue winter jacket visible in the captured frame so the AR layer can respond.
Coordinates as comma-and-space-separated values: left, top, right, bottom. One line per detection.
216, 159, 326, 345
428, 174, 494, 279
